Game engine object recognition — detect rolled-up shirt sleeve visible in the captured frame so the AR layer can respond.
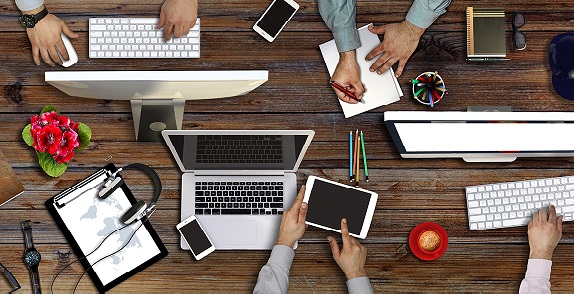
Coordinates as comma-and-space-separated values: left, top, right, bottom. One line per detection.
318, 0, 361, 52
406, 0, 452, 29
15, 0, 44, 12
253, 245, 295, 294
519, 259, 552, 293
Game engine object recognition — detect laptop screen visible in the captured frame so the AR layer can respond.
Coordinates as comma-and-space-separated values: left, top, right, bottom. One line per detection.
166, 134, 310, 171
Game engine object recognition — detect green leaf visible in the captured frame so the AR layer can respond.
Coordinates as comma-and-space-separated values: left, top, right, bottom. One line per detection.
38, 152, 67, 177
40, 105, 60, 115
77, 123, 92, 150
22, 124, 33, 146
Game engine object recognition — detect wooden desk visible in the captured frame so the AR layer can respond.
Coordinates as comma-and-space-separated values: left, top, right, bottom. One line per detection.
2, 0, 574, 292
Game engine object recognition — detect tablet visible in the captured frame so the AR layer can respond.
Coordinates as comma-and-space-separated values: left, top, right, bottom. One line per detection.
303, 176, 378, 239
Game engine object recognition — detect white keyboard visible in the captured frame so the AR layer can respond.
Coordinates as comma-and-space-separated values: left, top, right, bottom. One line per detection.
466, 176, 574, 230
89, 18, 200, 58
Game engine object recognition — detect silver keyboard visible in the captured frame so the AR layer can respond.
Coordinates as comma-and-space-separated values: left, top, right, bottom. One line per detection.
466, 176, 574, 230
89, 18, 200, 58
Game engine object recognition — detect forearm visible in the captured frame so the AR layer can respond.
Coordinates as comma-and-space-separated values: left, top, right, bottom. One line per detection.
405, 0, 452, 29
253, 245, 295, 294
519, 259, 552, 294
15, 0, 44, 12
318, 0, 360, 52
347, 276, 374, 294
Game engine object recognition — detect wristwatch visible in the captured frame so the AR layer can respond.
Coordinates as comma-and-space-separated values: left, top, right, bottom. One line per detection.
20, 6, 48, 28
22, 220, 42, 294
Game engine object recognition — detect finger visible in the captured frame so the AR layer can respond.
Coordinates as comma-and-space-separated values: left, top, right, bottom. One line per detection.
369, 53, 390, 72
368, 24, 387, 35
532, 210, 540, 222
61, 23, 78, 38
549, 205, 557, 223
376, 57, 398, 75
298, 202, 308, 224
41, 49, 55, 66
32, 47, 41, 65
163, 24, 174, 40
341, 218, 351, 248
365, 44, 385, 61
173, 24, 183, 38
182, 23, 191, 36
157, 11, 166, 29
351, 82, 366, 98
332, 88, 358, 104
328, 236, 340, 257
394, 60, 407, 78
539, 208, 549, 221
290, 186, 306, 213
48, 46, 63, 65
557, 215, 563, 233
56, 39, 69, 61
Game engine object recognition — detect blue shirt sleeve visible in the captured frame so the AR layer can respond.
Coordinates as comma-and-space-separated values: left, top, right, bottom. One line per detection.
318, 0, 361, 53
406, 0, 452, 28
253, 245, 295, 294
15, 0, 44, 11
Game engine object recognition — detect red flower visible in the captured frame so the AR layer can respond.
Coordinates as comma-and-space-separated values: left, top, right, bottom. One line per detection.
57, 115, 72, 127
35, 124, 63, 154
40, 111, 59, 125
59, 130, 80, 155
54, 150, 75, 164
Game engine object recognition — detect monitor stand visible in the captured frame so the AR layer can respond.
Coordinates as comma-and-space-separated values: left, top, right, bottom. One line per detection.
131, 99, 185, 142
463, 156, 517, 163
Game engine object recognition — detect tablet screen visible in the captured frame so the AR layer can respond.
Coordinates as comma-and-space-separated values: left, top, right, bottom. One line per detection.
306, 179, 372, 235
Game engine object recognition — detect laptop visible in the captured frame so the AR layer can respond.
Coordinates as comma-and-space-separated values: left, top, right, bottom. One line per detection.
162, 130, 315, 249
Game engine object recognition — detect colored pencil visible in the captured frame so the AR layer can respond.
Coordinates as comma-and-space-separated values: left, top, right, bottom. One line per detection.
349, 131, 353, 182
360, 131, 369, 182
353, 129, 359, 184
428, 89, 434, 107
355, 134, 360, 187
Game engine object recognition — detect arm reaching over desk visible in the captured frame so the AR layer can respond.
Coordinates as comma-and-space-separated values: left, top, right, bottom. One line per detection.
15, 0, 78, 66
519, 205, 563, 294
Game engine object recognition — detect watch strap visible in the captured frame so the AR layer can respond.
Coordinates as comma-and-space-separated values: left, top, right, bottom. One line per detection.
21, 220, 34, 250
33, 6, 48, 23
30, 267, 41, 294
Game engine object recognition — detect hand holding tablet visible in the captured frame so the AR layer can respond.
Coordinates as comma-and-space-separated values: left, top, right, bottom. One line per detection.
303, 176, 378, 239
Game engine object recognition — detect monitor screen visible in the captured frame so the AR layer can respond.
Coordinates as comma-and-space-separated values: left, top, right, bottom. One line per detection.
166, 134, 310, 171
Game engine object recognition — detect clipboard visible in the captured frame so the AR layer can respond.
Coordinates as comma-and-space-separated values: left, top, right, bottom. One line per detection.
45, 163, 168, 293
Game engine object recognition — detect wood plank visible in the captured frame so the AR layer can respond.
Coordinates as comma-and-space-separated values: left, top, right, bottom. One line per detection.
0, 243, 573, 292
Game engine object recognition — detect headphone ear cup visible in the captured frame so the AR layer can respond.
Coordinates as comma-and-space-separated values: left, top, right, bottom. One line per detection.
121, 200, 147, 224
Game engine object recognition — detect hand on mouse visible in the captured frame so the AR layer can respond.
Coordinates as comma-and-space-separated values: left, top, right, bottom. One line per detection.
275, 186, 308, 248
158, 0, 198, 41
24, 6, 78, 66
528, 205, 563, 260
328, 218, 367, 280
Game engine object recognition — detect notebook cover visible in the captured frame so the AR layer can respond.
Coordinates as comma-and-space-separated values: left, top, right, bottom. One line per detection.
467, 7, 506, 57
0, 149, 25, 207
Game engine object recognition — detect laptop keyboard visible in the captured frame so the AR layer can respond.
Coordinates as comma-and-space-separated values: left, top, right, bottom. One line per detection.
196, 135, 283, 164
195, 181, 284, 215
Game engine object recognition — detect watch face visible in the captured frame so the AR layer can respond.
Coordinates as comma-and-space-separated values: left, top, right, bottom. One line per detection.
21, 15, 36, 28
23, 249, 41, 267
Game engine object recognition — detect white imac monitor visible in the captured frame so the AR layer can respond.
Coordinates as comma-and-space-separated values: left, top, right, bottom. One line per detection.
45, 71, 268, 141
384, 111, 574, 162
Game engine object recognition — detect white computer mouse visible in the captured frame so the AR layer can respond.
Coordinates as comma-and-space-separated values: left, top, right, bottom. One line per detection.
59, 33, 78, 67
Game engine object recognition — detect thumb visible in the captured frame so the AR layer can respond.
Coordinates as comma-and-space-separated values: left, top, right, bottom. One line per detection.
157, 11, 166, 29
557, 215, 564, 233
368, 24, 386, 35
61, 23, 78, 38
298, 202, 308, 224
328, 236, 340, 257
352, 81, 366, 98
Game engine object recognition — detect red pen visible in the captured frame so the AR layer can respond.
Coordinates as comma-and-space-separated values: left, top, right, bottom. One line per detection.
330, 81, 364, 103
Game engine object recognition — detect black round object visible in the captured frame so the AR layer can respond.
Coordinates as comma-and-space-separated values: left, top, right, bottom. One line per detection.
23, 248, 41, 267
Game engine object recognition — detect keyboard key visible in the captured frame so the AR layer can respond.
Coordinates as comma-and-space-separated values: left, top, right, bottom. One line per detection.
502, 218, 530, 227
221, 209, 251, 215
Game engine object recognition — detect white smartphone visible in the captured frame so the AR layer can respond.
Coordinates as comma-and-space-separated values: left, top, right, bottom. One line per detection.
176, 215, 215, 260
253, 0, 299, 42
303, 176, 378, 239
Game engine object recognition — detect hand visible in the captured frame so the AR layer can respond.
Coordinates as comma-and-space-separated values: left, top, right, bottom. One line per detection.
365, 20, 425, 78
330, 50, 365, 104
275, 186, 308, 248
158, 0, 198, 41
24, 7, 78, 66
528, 205, 563, 260
328, 218, 367, 280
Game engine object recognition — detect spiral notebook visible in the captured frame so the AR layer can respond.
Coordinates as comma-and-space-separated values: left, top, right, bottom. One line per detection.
466, 7, 506, 58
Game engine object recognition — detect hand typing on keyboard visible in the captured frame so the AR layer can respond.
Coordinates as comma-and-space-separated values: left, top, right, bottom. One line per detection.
158, 0, 199, 41
528, 205, 563, 260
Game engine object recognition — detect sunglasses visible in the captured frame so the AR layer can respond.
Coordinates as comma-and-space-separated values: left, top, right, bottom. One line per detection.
512, 12, 526, 50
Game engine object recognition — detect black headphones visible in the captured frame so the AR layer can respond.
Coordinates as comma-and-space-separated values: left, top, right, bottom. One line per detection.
97, 163, 162, 225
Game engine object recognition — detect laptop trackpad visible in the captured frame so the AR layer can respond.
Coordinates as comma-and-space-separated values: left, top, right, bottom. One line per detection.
222, 221, 257, 245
